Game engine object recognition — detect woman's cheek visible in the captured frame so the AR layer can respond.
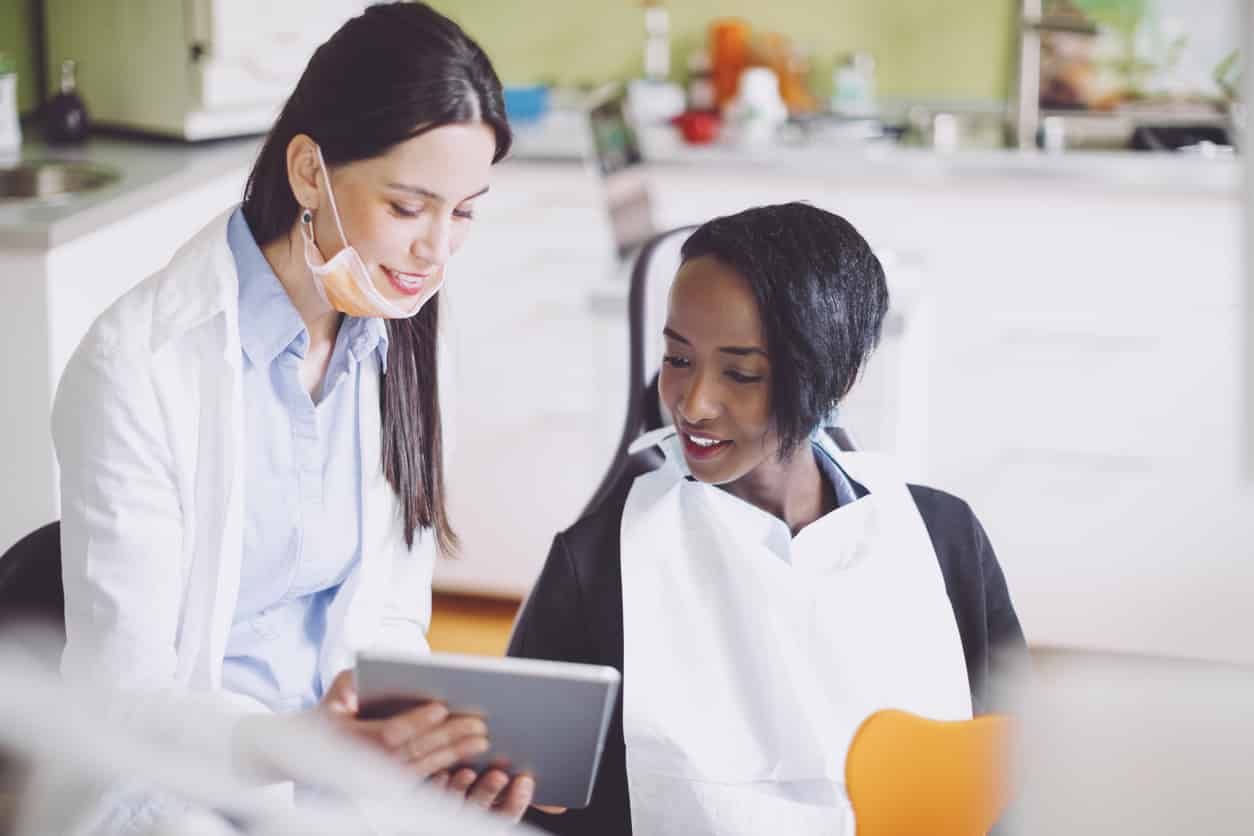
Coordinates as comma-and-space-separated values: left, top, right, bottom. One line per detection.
449, 223, 472, 257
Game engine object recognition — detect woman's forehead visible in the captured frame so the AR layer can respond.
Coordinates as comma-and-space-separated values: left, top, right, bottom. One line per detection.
363, 123, 496, 199
668, 256, 765, 347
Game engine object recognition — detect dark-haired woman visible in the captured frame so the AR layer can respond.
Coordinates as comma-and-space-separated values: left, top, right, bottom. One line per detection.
510, 203, 1027, 835
52, 2, 533, 828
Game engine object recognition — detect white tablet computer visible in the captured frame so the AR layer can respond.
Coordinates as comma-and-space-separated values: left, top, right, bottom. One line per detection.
356, 651, 621, 809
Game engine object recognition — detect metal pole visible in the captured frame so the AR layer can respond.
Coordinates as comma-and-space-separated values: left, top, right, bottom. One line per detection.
1015, 0, 1042, 150
1245, 0, 1254, 479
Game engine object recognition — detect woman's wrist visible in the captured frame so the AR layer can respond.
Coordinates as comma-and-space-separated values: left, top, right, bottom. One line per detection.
230, 712, 293, 785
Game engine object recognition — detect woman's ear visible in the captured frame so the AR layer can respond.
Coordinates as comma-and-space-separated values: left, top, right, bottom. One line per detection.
286, 133, 322, 212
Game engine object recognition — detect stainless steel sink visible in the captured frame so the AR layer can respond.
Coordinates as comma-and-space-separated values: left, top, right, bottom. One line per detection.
0, 160, 120, 200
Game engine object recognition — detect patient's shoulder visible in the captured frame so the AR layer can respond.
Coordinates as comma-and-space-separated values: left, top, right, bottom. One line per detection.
908, 483, 990, 566
560, 482, 631, 569
907, 484, 979, 528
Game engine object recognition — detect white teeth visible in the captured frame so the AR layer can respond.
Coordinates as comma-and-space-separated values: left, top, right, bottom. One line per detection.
386, 268, 422, 288
687, 434, 723, 447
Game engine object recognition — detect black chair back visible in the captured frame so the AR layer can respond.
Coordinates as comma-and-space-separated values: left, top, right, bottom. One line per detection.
581, 226, 697, 517
0, 522, 64, 636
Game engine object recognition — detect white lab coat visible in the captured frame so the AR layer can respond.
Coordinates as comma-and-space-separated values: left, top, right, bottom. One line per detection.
51, 208, 437, 784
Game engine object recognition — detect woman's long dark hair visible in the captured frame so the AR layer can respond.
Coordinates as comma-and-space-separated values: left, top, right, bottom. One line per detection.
241, 2, 511, 554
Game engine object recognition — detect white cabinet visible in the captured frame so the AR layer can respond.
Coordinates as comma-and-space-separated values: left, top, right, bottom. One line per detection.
433, 162, 626, 597
907, 179, 1250, 664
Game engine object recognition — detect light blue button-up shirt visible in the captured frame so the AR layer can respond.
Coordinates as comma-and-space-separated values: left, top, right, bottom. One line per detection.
222, 208, 389, 713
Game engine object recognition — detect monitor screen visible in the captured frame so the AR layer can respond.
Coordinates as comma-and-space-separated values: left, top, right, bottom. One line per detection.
586, 93, 654, 259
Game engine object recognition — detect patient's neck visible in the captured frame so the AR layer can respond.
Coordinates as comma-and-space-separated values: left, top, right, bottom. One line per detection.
722, 444, 834, 536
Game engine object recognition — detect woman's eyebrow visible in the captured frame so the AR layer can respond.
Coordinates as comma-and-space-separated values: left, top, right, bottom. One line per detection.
385, 183, 490, 203
663, 327, 690, 344
664, 327, 767, 357
719, 345, 768, 358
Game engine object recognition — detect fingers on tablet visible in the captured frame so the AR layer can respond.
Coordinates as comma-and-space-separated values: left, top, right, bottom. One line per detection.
400, 715, 487, 759
380, 702, 450, 748
467, 769, 511, 808
410, 733, 489, 777
498, 774, 536, 820
449, 767, 478, 795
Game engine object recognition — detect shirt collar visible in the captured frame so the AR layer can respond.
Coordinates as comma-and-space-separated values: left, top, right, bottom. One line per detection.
228, 207, 389, 371
632, 426, 867, 507
811, 439, 866, 507
344, 314, 390, 374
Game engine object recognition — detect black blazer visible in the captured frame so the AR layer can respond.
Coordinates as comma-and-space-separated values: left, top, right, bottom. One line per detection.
509, 469, 1026, 836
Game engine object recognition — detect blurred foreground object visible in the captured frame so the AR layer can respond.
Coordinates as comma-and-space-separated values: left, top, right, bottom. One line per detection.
0, 628, 537, 835
1009, 650, 1254, 835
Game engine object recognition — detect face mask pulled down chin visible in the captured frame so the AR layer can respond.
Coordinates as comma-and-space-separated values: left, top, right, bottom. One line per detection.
300, 145, 444, 319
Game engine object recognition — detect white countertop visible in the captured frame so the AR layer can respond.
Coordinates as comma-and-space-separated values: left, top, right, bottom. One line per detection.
647, 140, 1242, 195
510, 110, 1242, 196
1, 114, 1240, 253
0, 133, 260, 250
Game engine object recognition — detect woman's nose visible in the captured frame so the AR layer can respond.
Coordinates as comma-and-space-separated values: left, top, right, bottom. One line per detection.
678, 371, 719, 423
412, 212, 452, 265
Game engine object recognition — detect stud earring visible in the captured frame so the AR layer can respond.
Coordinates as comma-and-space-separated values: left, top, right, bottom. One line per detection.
301, 209, 312, 224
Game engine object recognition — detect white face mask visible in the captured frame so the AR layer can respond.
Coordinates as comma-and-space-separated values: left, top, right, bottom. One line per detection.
300, 144, 445, 319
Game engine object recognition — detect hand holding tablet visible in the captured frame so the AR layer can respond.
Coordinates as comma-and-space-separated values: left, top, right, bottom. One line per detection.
355, 651, 622, 809
319, 668, 536, 819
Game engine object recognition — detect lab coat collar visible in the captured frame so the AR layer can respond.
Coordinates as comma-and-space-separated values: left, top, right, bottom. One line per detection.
151, 207, 239, 355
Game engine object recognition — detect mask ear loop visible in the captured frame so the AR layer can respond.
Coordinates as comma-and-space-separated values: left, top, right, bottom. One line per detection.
313, 144, 352, 251
299, 207, 334, 310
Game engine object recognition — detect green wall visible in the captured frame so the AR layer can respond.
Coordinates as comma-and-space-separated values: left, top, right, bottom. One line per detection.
430, 0, 1018, 102
0, 0, 40, 115
2, 1, 1017, 117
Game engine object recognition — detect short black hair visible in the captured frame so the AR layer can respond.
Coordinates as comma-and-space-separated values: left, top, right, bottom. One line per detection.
679, 202, 889, 456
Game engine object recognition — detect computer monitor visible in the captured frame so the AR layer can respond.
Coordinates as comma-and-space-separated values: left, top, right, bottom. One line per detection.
586, 91, 657, 260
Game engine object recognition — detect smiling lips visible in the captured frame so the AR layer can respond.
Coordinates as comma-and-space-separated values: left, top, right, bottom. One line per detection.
382, 265, 431, 297
680, 429, 733, 461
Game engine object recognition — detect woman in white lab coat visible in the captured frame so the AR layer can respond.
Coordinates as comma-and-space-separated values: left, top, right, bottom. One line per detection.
511, 203, 1027, 835
52, 2, 534, 829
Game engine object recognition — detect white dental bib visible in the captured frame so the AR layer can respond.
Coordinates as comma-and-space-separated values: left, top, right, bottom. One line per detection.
619, 429, 972, 835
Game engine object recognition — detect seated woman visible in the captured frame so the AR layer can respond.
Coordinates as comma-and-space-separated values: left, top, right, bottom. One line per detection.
508, 202, 1026, 835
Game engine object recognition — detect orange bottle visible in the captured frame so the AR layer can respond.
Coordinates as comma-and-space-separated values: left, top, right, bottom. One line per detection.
761, 31, 818, 115
709, 18, 751, 110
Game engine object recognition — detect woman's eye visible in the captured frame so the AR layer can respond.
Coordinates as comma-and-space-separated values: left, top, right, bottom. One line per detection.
453, 207, 476, 220
726, 370, 763, 384
662, 355, 689, 369
390, 202, 421, 218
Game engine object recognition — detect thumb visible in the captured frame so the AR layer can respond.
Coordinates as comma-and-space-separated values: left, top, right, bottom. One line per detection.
323, 669, 359, 716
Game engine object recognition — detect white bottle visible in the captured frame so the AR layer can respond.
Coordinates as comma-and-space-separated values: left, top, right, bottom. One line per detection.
724, 67, 788, 148
643, 2, 670, 82
0, 52, 21, 159
831, 52, 877, 119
